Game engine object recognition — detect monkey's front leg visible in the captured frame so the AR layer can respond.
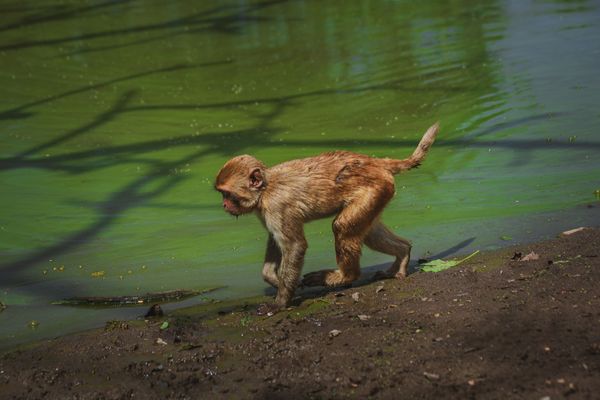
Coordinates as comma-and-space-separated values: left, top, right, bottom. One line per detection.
275, 238, 307, 306
257, 234, 307, 316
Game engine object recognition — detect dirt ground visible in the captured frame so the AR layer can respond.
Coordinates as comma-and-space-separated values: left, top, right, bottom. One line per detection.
1, 227, 599, 400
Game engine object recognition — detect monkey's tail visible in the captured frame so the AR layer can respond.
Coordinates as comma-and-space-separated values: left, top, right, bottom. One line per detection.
383, 122, 440, 174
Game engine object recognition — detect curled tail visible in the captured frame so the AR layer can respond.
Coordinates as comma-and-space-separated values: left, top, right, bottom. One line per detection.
383, 122, 439, 174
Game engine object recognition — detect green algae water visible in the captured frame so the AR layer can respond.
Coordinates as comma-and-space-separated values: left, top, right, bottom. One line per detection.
1, 0, 599, 350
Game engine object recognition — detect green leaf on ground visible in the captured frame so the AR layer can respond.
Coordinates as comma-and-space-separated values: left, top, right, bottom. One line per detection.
421, 250, 480, 273
160, 321, 169, 330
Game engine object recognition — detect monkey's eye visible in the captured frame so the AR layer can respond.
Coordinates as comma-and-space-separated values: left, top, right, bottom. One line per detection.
220, 190, 240, 204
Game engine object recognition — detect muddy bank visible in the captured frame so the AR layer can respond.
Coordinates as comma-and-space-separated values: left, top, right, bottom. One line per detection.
1, 228, 599, 399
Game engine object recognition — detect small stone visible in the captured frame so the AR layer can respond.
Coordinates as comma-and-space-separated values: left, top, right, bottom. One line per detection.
520, 251, 540, 261
423, 371, 440, 381
375, 285, 384, 293
351, 292, 360, 302
467, 379, 476, 386
357, 315, 370, 321
145, 304, 163, 318
156, 338, 168, 346
329, 329, 342, 338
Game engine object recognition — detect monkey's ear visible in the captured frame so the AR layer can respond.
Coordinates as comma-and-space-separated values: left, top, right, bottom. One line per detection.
249, 168, 265, 190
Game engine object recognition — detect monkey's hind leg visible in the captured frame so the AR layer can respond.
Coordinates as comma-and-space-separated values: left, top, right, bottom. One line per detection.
303, 187, 392, 287
364, 221, 411, 279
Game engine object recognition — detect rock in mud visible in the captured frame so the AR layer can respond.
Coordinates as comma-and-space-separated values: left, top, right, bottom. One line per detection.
145, 304, 164, 318
328, 329, 342, 338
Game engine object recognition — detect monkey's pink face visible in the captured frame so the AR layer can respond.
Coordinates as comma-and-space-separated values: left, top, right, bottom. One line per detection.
215, 155, 265, 217
216, 187, 254, 216
219, 190, 241, 216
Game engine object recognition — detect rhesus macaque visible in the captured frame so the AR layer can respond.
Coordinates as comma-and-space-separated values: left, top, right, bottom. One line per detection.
215, 123, 439, 314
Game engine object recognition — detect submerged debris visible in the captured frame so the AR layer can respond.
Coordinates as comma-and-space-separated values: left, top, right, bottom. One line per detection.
53, 288, 222, 308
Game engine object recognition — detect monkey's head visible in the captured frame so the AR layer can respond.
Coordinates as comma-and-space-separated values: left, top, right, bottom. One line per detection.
215, 155, 267, 216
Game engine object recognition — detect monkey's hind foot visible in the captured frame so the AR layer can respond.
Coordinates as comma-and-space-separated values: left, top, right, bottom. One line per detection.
372, 269, 407, 281
302, 269, 358, 287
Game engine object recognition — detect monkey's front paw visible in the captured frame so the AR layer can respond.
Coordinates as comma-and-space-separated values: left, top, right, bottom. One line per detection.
256, 303, 281, 317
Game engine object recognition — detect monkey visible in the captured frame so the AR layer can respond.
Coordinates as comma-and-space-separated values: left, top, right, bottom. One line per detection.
215, 122, 439, 315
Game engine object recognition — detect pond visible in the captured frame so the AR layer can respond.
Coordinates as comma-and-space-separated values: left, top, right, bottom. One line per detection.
1, 0, 599, 351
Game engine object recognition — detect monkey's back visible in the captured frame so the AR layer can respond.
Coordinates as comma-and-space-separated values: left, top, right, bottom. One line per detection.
262, 151, 396, 221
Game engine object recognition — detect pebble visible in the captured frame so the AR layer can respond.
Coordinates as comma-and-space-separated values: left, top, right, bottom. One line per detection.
328, 329, 342, 338
423, 371, 440, 381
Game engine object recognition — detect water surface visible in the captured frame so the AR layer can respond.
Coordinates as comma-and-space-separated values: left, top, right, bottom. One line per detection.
1, 0, 599, 350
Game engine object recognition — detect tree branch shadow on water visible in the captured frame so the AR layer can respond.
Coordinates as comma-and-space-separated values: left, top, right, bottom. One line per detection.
0, 61, 232, 122
1, 74, 598, 299
0, 95, 289, 297
0, 0, 136, 33
0, 0, 291, 52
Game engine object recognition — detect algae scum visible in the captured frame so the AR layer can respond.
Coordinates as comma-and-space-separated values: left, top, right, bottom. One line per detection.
0, 0, 599, 350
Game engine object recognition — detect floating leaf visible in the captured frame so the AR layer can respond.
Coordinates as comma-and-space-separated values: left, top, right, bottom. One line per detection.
500, 235, 513, 241
421, 250, 480, 273
91, 271, 105, 278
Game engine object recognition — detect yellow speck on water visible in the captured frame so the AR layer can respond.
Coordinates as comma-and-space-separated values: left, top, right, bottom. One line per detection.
28, 320, 39, 329
128, 270, 133, 274
119, 275, 124, 280
91, 271, 105, 278
58, 265, 64, 272
42, 270, 48, 275
141, 265, 147, 270
78, 265, 83, 269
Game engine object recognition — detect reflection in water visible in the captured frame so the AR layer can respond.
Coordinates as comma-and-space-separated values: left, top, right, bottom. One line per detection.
0, 0, 598, 350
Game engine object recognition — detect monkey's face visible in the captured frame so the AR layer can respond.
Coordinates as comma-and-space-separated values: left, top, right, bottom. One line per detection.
215, 155, 267, 217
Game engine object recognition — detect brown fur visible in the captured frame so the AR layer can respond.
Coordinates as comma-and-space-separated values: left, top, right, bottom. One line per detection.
215, 122, 439, 310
